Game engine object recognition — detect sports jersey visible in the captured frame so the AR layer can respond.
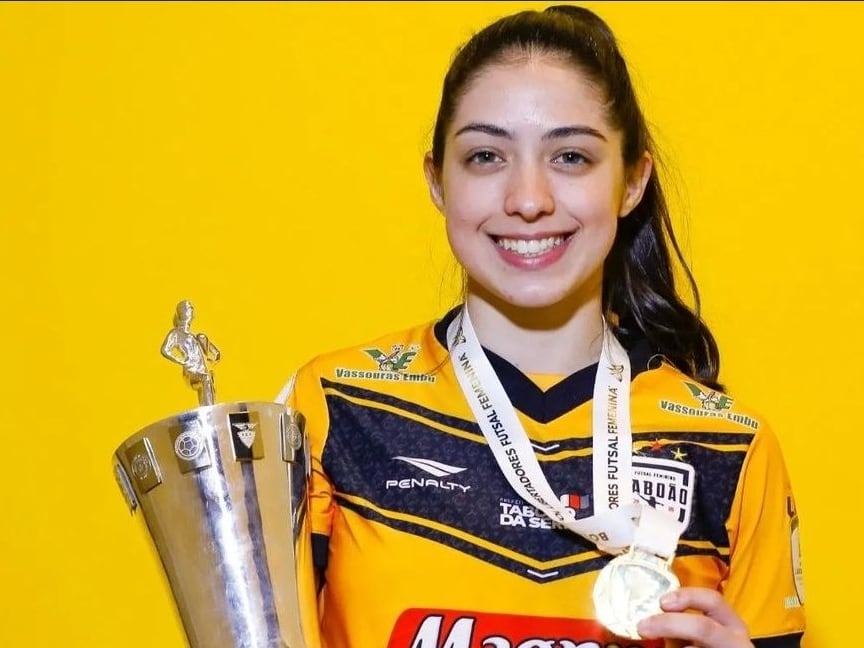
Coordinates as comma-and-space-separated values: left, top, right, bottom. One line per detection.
285, 307, 806, 648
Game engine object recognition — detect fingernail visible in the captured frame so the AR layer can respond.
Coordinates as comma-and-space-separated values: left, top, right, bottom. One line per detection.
660, 591, 678, 606
637, 618, 655, 635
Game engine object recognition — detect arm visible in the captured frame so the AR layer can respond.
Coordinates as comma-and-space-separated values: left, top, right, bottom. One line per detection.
160, 330, 184, 365
196, 333, 221, 363
279, 361, 335, 646
721, 424, 805, 645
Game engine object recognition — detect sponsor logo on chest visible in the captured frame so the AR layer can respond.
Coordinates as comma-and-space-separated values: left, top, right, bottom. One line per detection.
632, 456, 695, 528
385, 456, 471, 493
659, 382, 759, 430
389, 610, 662, 648
335, 343, 436, 383
498, 494, 591, 530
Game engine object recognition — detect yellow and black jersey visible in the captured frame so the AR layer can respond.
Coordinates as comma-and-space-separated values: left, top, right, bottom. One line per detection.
285, 308, 805, 648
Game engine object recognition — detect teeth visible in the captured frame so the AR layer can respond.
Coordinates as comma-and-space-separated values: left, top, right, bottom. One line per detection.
496, 236, 565, 257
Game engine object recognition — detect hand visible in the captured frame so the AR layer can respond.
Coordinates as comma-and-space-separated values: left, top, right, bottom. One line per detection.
636, 587, 754, 648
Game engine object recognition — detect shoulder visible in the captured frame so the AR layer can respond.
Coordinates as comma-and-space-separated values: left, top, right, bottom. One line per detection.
292, 312, 451, 387
634, 361, 771, 438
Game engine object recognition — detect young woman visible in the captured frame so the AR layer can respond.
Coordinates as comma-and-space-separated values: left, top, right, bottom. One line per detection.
282, 6, 805, 647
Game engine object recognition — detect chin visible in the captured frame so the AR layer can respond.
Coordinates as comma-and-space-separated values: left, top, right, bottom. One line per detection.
494, 285, 574, 311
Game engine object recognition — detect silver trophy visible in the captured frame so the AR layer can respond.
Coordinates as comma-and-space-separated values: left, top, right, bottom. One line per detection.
113, 300, 312, 648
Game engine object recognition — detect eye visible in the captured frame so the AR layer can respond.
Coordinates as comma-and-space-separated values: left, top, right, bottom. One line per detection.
553, 151, 589, 165
466, 150, 503, 165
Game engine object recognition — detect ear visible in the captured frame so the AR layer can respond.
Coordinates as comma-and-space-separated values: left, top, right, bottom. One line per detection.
619, 151, 653, 218
423, 152, 445, 213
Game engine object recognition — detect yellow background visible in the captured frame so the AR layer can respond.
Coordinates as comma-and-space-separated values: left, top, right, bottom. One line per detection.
0, 2, 858, 646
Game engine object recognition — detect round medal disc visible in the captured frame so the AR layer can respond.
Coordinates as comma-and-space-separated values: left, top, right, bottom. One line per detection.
592, 548, 680, 640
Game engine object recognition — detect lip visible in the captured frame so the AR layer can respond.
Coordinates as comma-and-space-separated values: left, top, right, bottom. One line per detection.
489, 231, 575, 241
490, 232, 575, 270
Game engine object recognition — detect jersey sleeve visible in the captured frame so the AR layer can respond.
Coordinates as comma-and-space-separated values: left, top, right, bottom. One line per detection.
284, 360, 336, 541
280, 361, 334, 648
721, 423, 806, 643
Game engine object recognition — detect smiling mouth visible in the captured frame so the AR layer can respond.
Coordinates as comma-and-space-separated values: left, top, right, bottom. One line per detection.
492, 234, 573, 257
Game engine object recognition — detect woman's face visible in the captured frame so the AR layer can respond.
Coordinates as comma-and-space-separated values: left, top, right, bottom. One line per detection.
426, 57, 650, 311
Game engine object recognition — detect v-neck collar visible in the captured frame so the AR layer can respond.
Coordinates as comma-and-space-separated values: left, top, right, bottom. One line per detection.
433, 306, 655, 423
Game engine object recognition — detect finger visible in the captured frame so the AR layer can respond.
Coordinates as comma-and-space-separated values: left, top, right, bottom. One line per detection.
636, 611, 746, 648
660, 587, 748, 633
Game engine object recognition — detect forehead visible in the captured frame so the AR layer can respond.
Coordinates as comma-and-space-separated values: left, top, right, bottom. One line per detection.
451, 57, 610, 134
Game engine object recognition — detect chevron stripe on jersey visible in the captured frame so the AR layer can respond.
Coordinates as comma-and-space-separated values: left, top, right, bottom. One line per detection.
321, 378, 750, 581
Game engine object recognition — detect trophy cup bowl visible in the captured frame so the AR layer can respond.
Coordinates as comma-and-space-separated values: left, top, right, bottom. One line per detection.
112, 302, 312, 648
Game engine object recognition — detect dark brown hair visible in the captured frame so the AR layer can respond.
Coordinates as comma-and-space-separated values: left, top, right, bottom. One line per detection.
430, 5, 721, 389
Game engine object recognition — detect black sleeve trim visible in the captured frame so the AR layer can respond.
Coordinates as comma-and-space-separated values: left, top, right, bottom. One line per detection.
753, 633, 803, 648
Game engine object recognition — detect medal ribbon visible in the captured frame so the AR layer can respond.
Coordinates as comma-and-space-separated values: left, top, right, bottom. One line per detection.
447, 308, 639, 554
447, 307, 683, 558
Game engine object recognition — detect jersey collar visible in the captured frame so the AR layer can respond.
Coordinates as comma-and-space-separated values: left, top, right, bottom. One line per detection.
433, 306, 655, 423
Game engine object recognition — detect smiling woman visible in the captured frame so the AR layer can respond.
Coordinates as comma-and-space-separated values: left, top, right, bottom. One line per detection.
7, 1, 864, 646
279, 5, 804, 648
425, 58, 653, 369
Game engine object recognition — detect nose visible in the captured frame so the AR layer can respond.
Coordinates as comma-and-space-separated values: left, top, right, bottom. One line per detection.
503, 162, 554, 221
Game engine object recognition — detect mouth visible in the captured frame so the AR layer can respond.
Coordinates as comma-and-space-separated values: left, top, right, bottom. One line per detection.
491, 234, 573, 258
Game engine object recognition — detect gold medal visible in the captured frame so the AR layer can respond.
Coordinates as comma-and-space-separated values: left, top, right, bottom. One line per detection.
592, 547, 680, 639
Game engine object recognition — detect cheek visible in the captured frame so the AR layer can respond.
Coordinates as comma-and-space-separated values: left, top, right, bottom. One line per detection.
443, 213, 489, 279
559, 179, 624, 226
441, 170, 499, 227
443, 214, 477, 260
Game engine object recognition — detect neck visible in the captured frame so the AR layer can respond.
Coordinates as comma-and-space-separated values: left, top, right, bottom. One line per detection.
465, 285, 606, 376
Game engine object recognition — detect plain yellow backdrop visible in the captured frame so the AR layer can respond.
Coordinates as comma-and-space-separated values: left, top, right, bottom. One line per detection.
0, 2, 859, 646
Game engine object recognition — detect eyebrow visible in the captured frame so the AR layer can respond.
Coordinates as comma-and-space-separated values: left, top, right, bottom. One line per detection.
453, 122, 607, 142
